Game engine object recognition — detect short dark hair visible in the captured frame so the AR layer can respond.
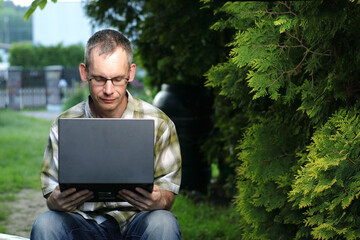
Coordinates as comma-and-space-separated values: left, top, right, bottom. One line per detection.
84, 29, 133, 69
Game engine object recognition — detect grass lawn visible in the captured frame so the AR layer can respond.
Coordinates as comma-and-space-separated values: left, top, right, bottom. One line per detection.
0, 109, 51, 232
0, 109, 241, 239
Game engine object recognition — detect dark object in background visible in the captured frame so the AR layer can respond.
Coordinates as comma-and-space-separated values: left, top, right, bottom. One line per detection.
154, 84, 212, 193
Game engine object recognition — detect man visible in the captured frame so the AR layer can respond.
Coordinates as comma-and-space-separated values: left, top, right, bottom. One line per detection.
30, 29, 182, 240
58, 77, 68, 101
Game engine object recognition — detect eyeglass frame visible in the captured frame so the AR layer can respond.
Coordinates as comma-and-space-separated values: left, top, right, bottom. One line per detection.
86, 75, 129, 87
85, 66, 130, 87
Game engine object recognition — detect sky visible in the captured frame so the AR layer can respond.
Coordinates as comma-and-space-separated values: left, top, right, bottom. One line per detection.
11, 0, 32, 6
11, 0, 82, 7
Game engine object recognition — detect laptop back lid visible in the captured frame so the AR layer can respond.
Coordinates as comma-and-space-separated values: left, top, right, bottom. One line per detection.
58, 118, 154, 201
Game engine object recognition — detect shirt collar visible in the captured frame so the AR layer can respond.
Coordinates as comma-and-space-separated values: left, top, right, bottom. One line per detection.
122, 90, 134, 119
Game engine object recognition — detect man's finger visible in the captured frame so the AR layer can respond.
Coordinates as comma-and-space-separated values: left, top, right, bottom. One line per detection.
58, 186, 77, 198
134, 187, 150, 197
118, 193, 148, 210
62, 191, 94, 210
68, 190, 94, 205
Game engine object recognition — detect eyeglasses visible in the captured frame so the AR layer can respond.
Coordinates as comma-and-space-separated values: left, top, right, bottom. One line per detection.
87, 75, 129, 86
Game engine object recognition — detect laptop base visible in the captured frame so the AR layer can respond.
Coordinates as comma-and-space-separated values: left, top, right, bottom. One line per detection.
60, 183, 154, 202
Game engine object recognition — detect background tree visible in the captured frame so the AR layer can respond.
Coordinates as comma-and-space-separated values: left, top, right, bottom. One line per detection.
84, 0, 229, 90
205, 0, 360, 239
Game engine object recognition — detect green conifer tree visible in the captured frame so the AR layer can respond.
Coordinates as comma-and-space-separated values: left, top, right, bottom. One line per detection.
205, 0, 360, 239
290, 108, 360, 239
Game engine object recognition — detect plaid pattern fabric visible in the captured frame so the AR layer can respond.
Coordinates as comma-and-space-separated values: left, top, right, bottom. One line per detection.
40, 90, 182, 231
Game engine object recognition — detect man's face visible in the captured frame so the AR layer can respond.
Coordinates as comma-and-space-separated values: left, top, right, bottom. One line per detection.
85, 46, 135, 117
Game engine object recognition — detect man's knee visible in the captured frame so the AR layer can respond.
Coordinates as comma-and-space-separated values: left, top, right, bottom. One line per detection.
141, 210, 181, 239
32, 211, 62, 230
146, 210, 178, 228
31, 211, 75, 239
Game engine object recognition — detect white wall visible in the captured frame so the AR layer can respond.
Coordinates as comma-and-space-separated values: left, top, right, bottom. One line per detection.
33, 1, 101, 46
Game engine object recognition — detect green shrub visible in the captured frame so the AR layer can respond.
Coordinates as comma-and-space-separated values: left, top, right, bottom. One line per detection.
9, 43, 84, 68
290, 108, 360, 239
204, 0, 360, 239
235, 109, 311, 239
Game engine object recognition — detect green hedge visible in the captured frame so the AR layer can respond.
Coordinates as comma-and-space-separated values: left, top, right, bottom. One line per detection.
8, 43, 84, 68
290, 108, 360, 239
204, 0, 360, 239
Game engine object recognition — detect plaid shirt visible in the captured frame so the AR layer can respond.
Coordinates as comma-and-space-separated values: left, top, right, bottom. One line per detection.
40, 90, 182, 232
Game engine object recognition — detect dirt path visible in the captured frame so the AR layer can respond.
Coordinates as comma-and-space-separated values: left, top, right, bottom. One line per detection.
1, 189, 48, 238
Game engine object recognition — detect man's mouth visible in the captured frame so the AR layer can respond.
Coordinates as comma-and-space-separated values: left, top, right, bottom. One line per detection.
101, 98, 115, 104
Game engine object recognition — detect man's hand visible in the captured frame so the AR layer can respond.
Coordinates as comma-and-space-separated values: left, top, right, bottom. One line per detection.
117, 185, 174, 211
46, 185, 94, 212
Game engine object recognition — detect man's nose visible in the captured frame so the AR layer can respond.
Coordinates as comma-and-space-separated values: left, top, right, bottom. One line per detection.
103, 80, 114, 95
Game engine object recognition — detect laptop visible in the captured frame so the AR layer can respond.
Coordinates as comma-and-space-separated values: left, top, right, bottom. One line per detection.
58, 118, 154, 202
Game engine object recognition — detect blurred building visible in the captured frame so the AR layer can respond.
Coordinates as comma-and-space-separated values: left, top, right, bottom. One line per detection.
0, 1, 112, 111
0, 1, 108, 63
32, 1, 101, 46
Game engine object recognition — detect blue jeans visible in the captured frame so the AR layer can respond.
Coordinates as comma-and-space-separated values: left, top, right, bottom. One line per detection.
30, 210, 181, 240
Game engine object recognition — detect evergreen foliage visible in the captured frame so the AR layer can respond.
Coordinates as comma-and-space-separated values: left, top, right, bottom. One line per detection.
204, 0, 360, 239
290, 108, 360, 239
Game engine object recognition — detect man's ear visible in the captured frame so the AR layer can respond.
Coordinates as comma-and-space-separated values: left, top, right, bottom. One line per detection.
79, 63, 88, 83
128, 63, 136, 83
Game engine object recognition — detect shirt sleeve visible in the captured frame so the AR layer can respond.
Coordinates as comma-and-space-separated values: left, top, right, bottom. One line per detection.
40, 123, 59, 197
153, 118, 182, 194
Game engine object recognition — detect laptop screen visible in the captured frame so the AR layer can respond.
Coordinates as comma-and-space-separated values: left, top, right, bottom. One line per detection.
58, 118, 154, 201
